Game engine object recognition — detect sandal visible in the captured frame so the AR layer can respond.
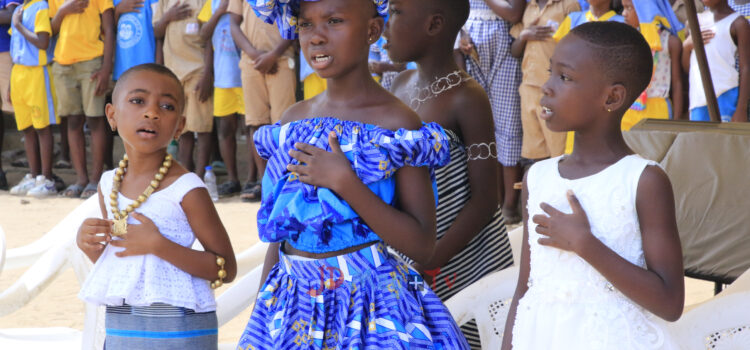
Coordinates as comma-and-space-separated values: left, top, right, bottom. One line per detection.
61, 183, 84, 198
240, 182, 262, 202
218, 180, 241, 197
54, 159, 72, 169
80, 183, 98, 199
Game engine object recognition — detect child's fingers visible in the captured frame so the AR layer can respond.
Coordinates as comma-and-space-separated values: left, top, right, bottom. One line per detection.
286, 163, 307, 175
535, 224, 549, 236
539, 202, 563, 217
531, 214, 549, 227
293, 142, 319, 155
537, 237, 557, 247
565, 190, 584, 215
288, 148, 312, 164
130, 212, 153, 225
328, 132, 343, 154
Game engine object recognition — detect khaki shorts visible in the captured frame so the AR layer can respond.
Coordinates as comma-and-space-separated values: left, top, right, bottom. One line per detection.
51, 57, 107, 117
0, 52, 13, 113
241, 62, 296, 127
182, 72, 214, 133
519, 83, 567, 159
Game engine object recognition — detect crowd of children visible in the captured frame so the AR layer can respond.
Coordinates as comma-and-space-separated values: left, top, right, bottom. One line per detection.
0, 0, 744, 348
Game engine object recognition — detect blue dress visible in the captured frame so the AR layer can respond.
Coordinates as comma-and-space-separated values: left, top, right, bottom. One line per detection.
237, 117, 470, 349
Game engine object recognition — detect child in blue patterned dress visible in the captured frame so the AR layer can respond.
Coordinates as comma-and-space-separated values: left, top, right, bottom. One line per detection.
236, 0, 470, 349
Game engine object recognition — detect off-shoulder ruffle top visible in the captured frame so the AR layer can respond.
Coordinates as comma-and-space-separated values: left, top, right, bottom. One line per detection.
254, 117, 450, 253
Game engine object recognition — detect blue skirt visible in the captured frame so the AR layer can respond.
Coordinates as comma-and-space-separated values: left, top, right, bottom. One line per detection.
237, 242, 470, 349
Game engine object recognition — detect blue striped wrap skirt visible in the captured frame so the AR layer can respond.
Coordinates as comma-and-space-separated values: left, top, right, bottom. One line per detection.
236, 242, 469, 349
104, 303, 218, 349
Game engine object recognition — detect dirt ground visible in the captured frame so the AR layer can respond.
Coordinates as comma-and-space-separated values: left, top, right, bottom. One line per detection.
0, 193, 715, 346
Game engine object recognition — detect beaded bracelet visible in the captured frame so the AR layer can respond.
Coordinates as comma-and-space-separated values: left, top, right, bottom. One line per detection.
211, 255, 227, 289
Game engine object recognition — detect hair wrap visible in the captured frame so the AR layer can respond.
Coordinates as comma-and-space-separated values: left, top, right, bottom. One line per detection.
250, 0, 389, 40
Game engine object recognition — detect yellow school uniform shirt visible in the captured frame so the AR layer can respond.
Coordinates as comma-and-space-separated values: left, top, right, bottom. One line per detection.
226, 0, 293, 70
48, 0, 113, 64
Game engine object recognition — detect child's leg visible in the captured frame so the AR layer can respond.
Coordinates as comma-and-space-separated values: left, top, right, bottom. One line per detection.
195, 132, 212, 179
66, 114, 89, 187
182, 73, 214, 179
216, 115, 239, 183
37, 126, 54, 179
52, 61, 89, 190
58, 118, 70, 165
79, 57, 110, 194
178, 132, 195, 172
22, 127, 41, 177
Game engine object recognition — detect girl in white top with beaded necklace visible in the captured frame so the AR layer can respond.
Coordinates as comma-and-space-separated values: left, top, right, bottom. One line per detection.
76, 64, 237, 350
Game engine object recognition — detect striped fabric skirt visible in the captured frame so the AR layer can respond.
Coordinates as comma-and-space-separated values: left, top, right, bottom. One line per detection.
237, 242, 470, 349
104, 303, 218, 349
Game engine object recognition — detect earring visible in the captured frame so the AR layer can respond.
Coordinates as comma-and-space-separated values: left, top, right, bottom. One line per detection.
607, 108, 612, 112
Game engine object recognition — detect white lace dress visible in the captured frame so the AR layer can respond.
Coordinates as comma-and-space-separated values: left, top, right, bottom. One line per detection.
512, 155, 678, 349
78, 169, 216, 312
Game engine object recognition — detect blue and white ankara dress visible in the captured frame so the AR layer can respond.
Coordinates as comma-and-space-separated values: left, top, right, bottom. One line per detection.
236, 117, 470, 350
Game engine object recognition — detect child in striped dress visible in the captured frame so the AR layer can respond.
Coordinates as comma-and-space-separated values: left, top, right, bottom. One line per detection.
386, 1, 513, 347
459, 0, 526, 223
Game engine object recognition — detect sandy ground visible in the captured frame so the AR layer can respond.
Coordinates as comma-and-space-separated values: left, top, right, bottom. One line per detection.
0, 193, 716, 345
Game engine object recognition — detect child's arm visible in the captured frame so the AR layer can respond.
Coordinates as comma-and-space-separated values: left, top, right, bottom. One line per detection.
731, 16, 750, 122
12, 7, 50, 50
0, 3, 19, 26
254, 39, 292, 75
153, 1, 192, 39
197, 0, 227, 43
533, 167, 684, 321
288, 131, 438, 265
414, 87, 499, 271
483, 0, 527, 24
196, 40, 213, 102
76, 186, 112, 263
114, 0, 143, 21
109, 188, 237, 283
229, 13, 261, 60
50, 0, 87, 35
92, 8, 114, 96
510, 24, 553, 58
668, 34, 684, 120
500, 172, 531, 350
681, 30, 715, 75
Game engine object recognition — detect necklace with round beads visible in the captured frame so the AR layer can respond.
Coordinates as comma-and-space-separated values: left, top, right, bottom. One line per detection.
110, 153, 173, 236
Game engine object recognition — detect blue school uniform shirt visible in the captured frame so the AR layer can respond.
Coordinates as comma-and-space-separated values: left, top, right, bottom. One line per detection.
198, 0, 240, 88
113, 0, 157, 80
9, 0, 53, 66
254, 117, 450, 253
0, 0, 21, 53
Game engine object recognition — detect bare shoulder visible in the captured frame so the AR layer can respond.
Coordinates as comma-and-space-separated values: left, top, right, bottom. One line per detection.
451, 78, 493, 125
637, 164, 673, 200
390, 69, 417, 95
374, 94, 423, 131
279, 98, 315, 124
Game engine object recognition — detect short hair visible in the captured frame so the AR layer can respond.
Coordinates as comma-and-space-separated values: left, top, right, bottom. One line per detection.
113, 63, 185, 112
435, 0, 469, 36
569, 21, 653, 105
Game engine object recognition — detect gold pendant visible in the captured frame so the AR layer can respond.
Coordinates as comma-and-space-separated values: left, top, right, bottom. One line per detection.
113, 216, 128, 236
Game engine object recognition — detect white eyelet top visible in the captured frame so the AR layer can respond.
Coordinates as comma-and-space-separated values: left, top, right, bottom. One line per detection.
78, 169, 216, 312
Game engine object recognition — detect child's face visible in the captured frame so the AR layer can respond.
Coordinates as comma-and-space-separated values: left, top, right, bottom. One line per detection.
540, 35, 614, 132
621, 0, 639, 29
382, 0, 429, 63
105, 70, 185, 154
298, 0, 384, 79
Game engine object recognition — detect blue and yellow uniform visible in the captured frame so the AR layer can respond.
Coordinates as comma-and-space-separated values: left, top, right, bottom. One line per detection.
9, 0, 56, 130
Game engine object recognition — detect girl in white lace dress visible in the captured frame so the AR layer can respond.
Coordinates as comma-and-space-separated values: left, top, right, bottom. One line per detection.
502, 22, 684, 350
76, 64, 237, 349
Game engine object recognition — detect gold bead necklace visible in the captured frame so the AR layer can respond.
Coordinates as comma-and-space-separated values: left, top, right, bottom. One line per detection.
110, 153, 173, 236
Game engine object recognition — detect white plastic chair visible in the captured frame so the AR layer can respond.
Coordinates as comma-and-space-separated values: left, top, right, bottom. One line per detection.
444, 226, 523, 349
668, 268, 750, 349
